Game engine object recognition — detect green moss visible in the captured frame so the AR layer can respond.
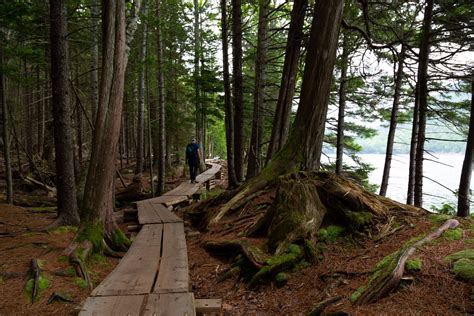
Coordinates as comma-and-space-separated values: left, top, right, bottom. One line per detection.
429, 214, 453, 224
48, 226, 78, 234
0, 276, 4, 284
275, 272, 289, 285
345, 211, 373, 229
465, 239, 474, 244
452, 259, 474, 283
406, 258, 422, 271
110, 229, 131, 249
445, 249, 474, 262
442, 228, 463, 240
57, 255, 69, 263
317, 225, 345, 242
303, 239, 318, 262
65, 266, 76, 277
89, 253, 111, 268
350, 286, 366, 303
74, 277, 89, 289
76, 222, 104, 253
25, 275, 50, 302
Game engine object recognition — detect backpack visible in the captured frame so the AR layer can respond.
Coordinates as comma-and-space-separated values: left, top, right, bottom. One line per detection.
186, 143, 198, 162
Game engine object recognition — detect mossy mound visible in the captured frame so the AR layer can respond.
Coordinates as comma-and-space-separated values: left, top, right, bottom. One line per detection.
452, 259, 474, 283
24, 275, 50, 302
442, 228, 463, 240
429, 214, 453, 224
317, 225, 345, 242
445, 249, 474, 262
406, 258, 422, 271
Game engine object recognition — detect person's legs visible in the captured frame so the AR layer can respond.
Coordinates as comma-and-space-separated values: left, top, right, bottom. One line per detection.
190, 163, 197, 182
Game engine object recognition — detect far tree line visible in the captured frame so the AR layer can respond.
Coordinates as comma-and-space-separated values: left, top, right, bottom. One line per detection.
0, 0, 472, 247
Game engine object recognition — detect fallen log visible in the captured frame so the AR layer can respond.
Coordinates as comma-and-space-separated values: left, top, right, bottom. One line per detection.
354, 219, 460, 304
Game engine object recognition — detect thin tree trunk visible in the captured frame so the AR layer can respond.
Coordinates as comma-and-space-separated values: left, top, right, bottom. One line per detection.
0, 49, 13, 204
49, 0, 80, 225
135, 0, 148, 175
335, 31, 349, 175
407, 84, 419, 205
266, 0, 307, 163
37, 68, 45, 158
457, 78, 474, 217
247, 0, 270, 179
380, 45, 406, 196
156, 0, 166, 195
414, 0, 433, 208
232, 0, 244, 182
194, 0, 205, 162
90, 0, 99, 126
220, 0, 238, 188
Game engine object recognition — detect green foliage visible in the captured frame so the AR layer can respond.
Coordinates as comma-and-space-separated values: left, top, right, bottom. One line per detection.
405, 258, 422, 271
431, 203, 456, 215
442, 228, 463, 240
350, 286, 366, 303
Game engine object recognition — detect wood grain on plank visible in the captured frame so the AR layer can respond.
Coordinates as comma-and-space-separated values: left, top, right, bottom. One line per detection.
150, 203, 182, 223
78, 295, 145, 316
142, 293, 195, 316
154, 223, 189, 293
137, 202, 163, 225
92, 225, 163, 296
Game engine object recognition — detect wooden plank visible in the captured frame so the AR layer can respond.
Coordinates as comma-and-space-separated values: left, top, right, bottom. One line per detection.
195, 299, 222, 315
150, 202, 182, 223
154, 223, 189, 293
92, 225, 163, 296
137, 202, 163, 225
78, 295, 145, 316
142, 293, 195, 316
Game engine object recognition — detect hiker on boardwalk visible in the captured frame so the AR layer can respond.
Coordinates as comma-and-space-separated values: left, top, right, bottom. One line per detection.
186, 138, 200, 183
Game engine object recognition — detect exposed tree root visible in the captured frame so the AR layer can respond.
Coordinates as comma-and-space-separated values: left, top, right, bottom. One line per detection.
65, 240, 93, 290
354, 219, 460, 305
47, 292, 74, 304
308, 295, 344, 316
204, 239, 267, 268
29, 259, 41, 304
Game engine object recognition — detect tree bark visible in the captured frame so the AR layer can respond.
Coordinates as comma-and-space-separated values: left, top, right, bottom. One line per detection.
49, 0, 80, 225
380, 45, 406, 196
335, 31, 349, 175
220, 0, 238, 188
135, 0, 148, 175
194, 0, 205, 162
232, 0, 244, 182
156, 0, 166, 195
0, 48, 13, 204
266, 0, 307, 163
414, 0, 433, 208
457, 78, 474, 217
81, 0, 141, 243
247, 0, 269, 179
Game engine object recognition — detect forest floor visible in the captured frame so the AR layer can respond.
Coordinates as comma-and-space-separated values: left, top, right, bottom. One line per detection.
0, 162, 473, 315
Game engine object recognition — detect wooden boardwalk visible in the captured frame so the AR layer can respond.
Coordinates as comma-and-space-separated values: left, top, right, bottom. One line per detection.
79, 163, 222, 316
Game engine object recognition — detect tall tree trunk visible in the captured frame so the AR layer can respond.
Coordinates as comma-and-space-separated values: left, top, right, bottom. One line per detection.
380, 45, 406, 196
414, 0, 433, 208
335, 31, 349, 175
135, 0, 147, 175
266, 0, 307, 163
220, 0, 238, 188
194, 0, 205, 162
247, 0, 269, 179
407, 84, 419, 205
81, 0, 141, 245
0, 48, 13, 204
232, 0, 244, 182
457, 78, 474, 217
49, 0, 80, 225
90, 0, 100, 126
36, 66, 44, 156
156, 0, 166, 195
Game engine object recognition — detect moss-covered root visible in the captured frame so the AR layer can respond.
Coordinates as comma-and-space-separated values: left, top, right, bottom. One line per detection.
204, 239, 267, 268
445, 249, 474, 284
249, 244, 304, 287
353, 219, 460, 305
25, 259, 49, 303
308, 295, 344, 316
107, 228, 131, 252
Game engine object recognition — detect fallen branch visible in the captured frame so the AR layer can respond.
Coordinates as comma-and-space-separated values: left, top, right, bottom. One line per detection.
355, 219, 459, 304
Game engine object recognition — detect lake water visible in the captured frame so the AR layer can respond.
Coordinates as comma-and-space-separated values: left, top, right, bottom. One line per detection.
359, 153, 472, 211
